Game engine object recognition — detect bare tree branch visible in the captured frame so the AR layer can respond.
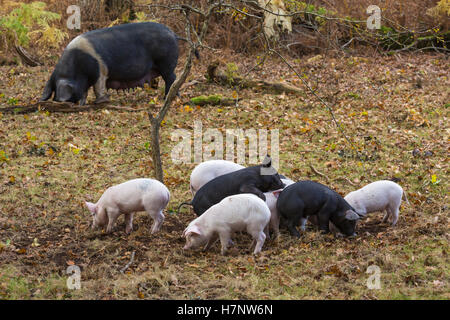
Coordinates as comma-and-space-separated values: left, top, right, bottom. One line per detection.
148, 2, 219, 182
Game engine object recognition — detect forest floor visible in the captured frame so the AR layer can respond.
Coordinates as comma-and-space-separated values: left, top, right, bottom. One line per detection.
0, 51, 448, 299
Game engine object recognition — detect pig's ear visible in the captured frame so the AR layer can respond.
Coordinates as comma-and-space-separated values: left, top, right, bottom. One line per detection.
85, 202, 97, 215
184, 225, 202, 237
41, 80, 53, 101
272, 190, 283, 198
345, 210, 361, 221
262, 155, 272, 168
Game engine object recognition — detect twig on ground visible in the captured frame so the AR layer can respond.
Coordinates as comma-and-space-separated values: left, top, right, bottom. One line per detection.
335, 177, 357, 187
309, 164, 330, 182
120, 251, 135, 274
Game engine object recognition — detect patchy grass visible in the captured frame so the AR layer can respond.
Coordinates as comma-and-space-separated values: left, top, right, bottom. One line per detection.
0, 52, 449, 299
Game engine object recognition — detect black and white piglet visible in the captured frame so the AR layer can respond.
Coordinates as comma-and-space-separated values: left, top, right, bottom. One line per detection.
179, 158, 285, 216
276, 180, 363, 237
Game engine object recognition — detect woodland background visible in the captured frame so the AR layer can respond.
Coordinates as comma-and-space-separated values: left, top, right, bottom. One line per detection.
0, 0, 448, 299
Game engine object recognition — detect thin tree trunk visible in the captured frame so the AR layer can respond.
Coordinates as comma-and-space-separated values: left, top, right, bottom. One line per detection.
148, 4, 216, 183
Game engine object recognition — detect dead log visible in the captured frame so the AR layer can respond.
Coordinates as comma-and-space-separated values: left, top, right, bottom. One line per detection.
0, 101, 146, 114
14, 45, 41, 67
189, 94, 239, 106
206, 62, 304, 95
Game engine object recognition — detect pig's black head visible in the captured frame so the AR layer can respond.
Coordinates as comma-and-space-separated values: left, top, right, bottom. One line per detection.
332, 209, 362, 237
41, 77, 87, 104
55, 79, 87, 103
258, 157, 285, 191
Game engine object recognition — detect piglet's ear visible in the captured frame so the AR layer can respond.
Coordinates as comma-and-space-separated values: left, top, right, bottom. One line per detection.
345, 210, 360, 221
272, 190, 283, 198
184, 225, 202, 237
85, 201, 97, 215
262, 155, 272, 168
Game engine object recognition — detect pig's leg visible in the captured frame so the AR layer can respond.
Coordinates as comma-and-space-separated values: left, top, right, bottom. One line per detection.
316, 201, 335, 234
382, 209, 390, 224
317, 214, 331, 234
160, 70, 176, 98
270, 212, 280, 239
147, 210, 165, 234
79, 91, 88, 106
389, 205, 400, 226
264, 224, 270, 240
93, 76, 109, 104
252, 231, 267, 255
299, 217, 307, 231
106, 208, 120, 233
203, 234, 219, 251
125, 212, 134, 234
219, 231, 231, 255
249, 239, 256, 252
286, 218, 301, 238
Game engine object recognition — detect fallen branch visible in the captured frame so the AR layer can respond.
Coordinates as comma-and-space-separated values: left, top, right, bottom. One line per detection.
181, 79, 204, 90
206, 62, 304, 95
309, 164, 330, 182
335, 177, 357, 187
0, 101, 146, 114
14, 45, 41, 67
120, 251, 135, 274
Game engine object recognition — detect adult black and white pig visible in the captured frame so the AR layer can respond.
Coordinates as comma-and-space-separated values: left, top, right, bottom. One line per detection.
179, 158, 285, 216
276, 180, 363, 237
41, 22, 181, 105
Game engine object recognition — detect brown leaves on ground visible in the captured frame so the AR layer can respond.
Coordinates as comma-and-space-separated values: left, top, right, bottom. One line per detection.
0, 50, 449, 299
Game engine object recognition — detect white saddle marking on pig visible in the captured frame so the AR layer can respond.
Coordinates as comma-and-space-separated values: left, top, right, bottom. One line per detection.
67, 35, 109, 100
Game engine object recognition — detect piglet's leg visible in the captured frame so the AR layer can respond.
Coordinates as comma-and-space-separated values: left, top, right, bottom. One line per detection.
125, 213, 134, 234
316, 201, 335, 234
299, 217, 307, 231
264, 224, 270, 240
148, 210, 165, 234
382, 209, 390, 224
388, 206, 400, 226
253, 231, 266, 255
106, 208, 120, 233
317, 215, 331, 234
249, 239, 256, 252
219, 231, 231, 255
203, 234, 219, 251
270, 213, 280, 240
287, 219, 301, 238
